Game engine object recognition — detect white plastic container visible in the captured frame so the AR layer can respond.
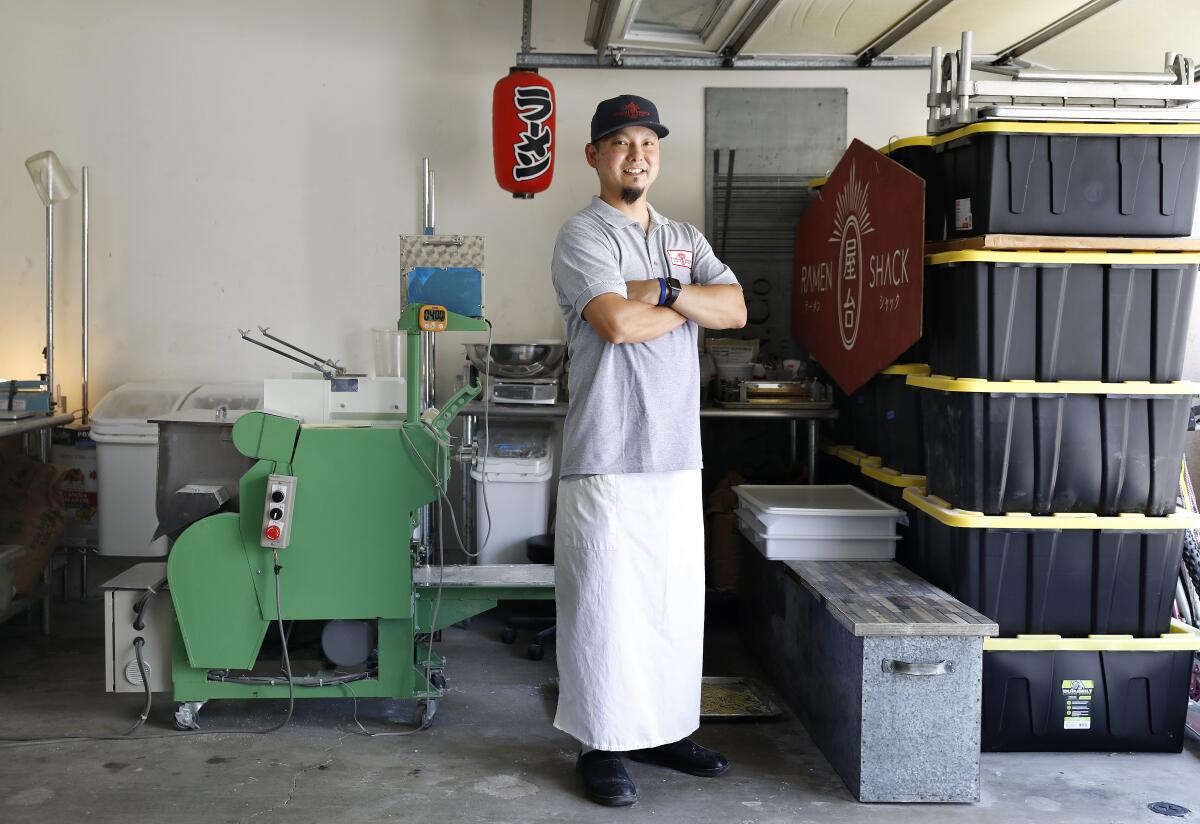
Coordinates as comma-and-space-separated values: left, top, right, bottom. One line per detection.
471, 427, 554, 565
91, 383, 199, 557
0, 545, 23, 611
733, 485, 903, 560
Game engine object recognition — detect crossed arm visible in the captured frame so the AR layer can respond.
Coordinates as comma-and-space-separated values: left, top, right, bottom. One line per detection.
583, 280, 747, 345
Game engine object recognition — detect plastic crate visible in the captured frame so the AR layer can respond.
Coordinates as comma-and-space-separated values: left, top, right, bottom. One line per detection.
880, 135, 943, 241
858, 461, 924, 571
904, 488, 1196, 637
933, 121, 1200, 238
982, 622, 1200, 752
910, 375, 1193, 515
849, 383, 882, 457
875, 365, 927, 476
843, 364, 929, 468
925, 251, 1198, 382
817, 444, 873, 486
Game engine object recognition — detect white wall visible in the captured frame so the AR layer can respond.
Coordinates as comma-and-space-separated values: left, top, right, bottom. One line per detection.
0, 0, 936, 408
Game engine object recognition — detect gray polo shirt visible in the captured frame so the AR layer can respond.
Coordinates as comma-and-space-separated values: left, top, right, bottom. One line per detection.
551, 196, 740, 476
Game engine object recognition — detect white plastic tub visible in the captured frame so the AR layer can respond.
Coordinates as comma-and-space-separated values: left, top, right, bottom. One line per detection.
734, 485, 903, 536
733, 485, 904, 561
91, 383, 199, 557
736, 506, 900, 561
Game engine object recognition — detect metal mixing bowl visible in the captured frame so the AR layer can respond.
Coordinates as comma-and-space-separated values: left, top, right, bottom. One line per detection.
464, 343, 565, 379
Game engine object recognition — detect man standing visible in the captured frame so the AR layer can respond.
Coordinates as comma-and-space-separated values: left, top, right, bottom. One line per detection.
550, 94, 747, 807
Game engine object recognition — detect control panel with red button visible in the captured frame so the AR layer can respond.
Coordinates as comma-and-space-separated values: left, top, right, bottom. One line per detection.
260, 474, 298, 550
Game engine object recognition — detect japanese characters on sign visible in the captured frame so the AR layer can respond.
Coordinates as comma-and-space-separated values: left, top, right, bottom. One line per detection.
791, 139, 924, 395
491, 70, 556, 198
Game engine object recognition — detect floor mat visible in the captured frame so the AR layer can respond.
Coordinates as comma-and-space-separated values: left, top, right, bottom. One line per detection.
700, 676, 782, 719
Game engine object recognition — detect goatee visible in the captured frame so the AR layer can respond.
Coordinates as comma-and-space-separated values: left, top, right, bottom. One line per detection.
620, 186, 643, 205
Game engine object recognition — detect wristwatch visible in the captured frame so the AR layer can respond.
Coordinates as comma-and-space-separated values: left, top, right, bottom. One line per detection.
662, 276, 682, 308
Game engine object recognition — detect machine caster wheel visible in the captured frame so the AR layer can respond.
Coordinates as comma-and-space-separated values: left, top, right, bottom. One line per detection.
500, 627, 517, 644
173, 701, 205, 731
527, 643, 544, 661
419, 699, 439, 729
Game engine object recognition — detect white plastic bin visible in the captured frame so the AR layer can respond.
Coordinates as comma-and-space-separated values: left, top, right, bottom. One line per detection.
733, 485, 903, 561
91, 383, 198, 556
471, 427, 554, 565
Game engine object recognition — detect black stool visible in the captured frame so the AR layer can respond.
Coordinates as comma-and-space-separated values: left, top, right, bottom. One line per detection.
500, 533, 556, 661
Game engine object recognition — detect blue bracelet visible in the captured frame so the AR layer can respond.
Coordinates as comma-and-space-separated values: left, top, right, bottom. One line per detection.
657, 277, 667, 306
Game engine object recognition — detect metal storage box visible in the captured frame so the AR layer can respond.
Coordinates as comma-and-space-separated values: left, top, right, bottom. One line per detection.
101, 563, 172, 693
925, 251, 1198, 382
982, 623, 1200, 752
734, 485, 902, 561
910, 375, 1193, 515
742, 555, 997, 802
904, 488, 1197, 637
934, 122, 1200, 238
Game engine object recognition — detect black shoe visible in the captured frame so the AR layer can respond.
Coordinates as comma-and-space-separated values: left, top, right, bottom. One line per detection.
577, 750, 638, 807
628, 737, 730, 777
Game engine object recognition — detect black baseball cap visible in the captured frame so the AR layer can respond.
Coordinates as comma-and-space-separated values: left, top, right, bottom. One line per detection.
590, 94, 669, 142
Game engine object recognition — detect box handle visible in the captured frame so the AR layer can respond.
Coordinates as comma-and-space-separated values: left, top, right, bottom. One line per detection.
881, 658, 953, 676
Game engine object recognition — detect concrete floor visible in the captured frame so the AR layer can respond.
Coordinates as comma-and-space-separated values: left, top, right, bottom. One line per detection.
1, 599, 1199, 824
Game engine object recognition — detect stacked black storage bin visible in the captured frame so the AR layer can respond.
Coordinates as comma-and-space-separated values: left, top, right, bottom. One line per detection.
903, 121, 1200, 752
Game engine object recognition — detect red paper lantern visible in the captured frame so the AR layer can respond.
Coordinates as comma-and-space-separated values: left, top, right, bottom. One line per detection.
492, 68, 555, 199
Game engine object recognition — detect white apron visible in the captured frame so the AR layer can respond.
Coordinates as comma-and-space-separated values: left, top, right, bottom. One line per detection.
552, 470, 705, 751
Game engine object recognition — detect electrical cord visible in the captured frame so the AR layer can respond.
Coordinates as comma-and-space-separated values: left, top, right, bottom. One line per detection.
389, 320, 501, 734
341, 680, 434, 737
0, 550, 296, 747
132, 577, 167, 631
120, 637, 151, 736
480, 318, 494, 557
259, 548, 296, 734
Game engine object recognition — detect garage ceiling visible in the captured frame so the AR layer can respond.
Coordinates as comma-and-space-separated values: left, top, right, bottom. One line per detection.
518, 0, 1200, 71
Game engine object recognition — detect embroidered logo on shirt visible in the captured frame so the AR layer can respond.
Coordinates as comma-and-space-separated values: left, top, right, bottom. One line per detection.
667, 249, 693, 268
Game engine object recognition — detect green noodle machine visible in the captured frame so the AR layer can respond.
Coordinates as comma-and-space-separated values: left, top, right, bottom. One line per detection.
165, 304, 554, 729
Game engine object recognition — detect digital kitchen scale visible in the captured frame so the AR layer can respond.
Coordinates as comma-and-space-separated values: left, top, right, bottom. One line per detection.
491, 377, 558, 405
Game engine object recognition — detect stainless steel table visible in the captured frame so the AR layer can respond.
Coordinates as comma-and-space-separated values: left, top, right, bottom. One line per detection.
458, 400, 838, 555
0, 413, 74, 462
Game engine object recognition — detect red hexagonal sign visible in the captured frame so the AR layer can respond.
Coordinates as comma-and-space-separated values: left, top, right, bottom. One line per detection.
791, 139, 924, 395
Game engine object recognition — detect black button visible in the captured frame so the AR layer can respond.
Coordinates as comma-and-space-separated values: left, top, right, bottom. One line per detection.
271, 490, 285, 503
269, 508, 283, 521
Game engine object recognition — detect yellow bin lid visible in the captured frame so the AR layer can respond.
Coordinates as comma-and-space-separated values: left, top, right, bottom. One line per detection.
934, 120, 1200, 146
905, 374, 1200, 396
927, 249, 1200, 266
860, 461, 925, 489
985, 620, 1200, 652
902, 487, 1200, 531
